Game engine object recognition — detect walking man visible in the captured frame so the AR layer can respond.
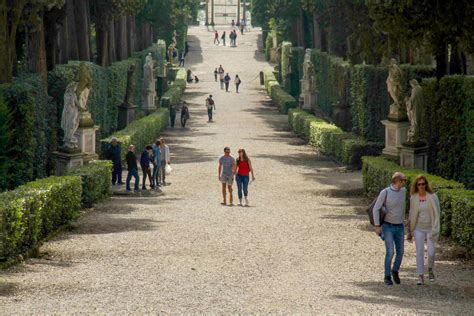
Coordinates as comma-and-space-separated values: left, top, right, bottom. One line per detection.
159, 138, 170, 186
218, 147, 236, 206
169, 102, 177, 128
106, 137, 123, 185
219, 71, 225, 90
373, 172, 408, 285
181, 101, 190, 128
234, 74, 241, 93
224, 73, 231, 92
206, 95, 216, 122
152, 139, 161, 188
126, 145, 140, 192
214, 31, 220, 45
140, 145, 154, 190
221, 31, 226, 46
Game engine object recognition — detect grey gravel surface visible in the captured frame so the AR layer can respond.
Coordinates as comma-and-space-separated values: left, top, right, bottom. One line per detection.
0, 26, 473, 314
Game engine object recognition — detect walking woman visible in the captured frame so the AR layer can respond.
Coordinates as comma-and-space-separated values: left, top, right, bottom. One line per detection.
181, 101, 190, 128
407, 175, 441, 285
234, 75, 241, 93
235, 148, 255, 206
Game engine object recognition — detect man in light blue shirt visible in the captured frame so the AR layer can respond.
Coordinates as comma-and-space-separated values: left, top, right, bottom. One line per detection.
152, 139, 161, 188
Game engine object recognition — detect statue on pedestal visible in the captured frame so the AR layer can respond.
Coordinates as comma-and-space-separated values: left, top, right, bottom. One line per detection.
61, 82, 87, 149
123, 64, 136, 107
405, 79, 424, 144
386, 58, 407, 120
75, 62, 94, 127
302, 49, 312, 80
142, 53, 156, 109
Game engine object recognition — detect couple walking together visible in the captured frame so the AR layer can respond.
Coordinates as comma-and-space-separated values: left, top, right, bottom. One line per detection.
218, 147, 255, 206
373, 172, 441, 286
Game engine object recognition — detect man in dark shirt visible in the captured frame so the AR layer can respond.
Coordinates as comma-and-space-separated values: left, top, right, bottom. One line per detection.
169, 103, 177, 128
106, 137, 123, 185
140, 145, 154, 190
126, 145, 140, 192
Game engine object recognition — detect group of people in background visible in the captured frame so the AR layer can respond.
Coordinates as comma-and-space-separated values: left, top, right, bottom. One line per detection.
169, 101, 190, 128
373, 172, 441, 286
213, 30, 239, 47
214, 65, 241, 92
218, 147, 255, 206
106, 137, 171, 192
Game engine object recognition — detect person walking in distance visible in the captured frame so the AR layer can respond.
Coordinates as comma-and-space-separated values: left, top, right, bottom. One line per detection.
235, 148, 255, 206
159, 137, 170, 186
234, 74, 241, 93
106, 137, 123, 185
125, 145, 140, 192
214, 68, 218, 82
206, 95, 216, 122
181, 101, 190, 128
218, 147, 236, 206
407, 175, 441, 285
233, 30, 238, 46
140, 145, 154, 190
373, 172, 408, 285
224, 73, 231, 92
169, 102, 177, 128
214, 31, 220, 45
152, 139, 161, 188
221, 31, 226, 46
240, 21, 245, 35
219, 70, 225, 90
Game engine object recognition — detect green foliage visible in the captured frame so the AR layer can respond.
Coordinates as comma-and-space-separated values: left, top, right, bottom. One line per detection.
265, 32, 273, 61
288, 109, 381, 168
100, 108, 169, 162
68, 160, 112, 208
281, 42, 293, 90
361, 156, 464, 198
264, 68, 278, 93
270, 85, 298, 114
0, 99, 10, 191
0, 83, 36, 190
161, 68, 186, 107
0, 175, 82, 261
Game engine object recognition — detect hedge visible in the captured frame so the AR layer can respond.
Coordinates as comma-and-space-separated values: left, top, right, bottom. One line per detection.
0, 176, 82, 261
288, 109, 382, 168
264, 68, 278, 94
68, 160, 112, 208
362, 156, 473, 255
270, 85, 298, 114
100, 108, 169, 162
160, 68, 186, 107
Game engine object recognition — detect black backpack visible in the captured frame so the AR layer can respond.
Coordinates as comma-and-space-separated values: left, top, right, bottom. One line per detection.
367, 188, 388, 226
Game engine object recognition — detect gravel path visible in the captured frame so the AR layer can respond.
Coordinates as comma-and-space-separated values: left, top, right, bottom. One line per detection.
1, 26, 473, 314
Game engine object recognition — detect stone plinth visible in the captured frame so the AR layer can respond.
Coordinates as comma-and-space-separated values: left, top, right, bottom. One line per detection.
52, 151, 84, 176
75, 125, 99, 163
400, 145, 429, 171
117, 104, 138, 130
381, 120, 410, 158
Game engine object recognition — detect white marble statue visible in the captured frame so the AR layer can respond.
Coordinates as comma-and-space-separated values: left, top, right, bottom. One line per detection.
142, 53, 156, 109
386, 58, 406, 117
406, 79, 424, 143
302, 49, 312, 80
61, 82, 87, 149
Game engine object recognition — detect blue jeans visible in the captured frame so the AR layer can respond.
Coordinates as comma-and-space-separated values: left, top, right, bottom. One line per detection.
382, 223, 405, 277
236, 174, 249, 199
126, 168, 140, 191
112, 162, 122, 184
207, 108, 213, 121
152, 163, 161, 186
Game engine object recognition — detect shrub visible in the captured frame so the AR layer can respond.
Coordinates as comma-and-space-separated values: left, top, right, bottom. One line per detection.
100, 108, 169, 162
69, 160, 112, 208
0, 83, 36, 190
161, 68, 186, 107
264, 68, 278, 94
0, 98, 10, 191
265, 32, 273, 61
270, 85, 298, 114
0, 176, 82, 261
361, 156, 464, 198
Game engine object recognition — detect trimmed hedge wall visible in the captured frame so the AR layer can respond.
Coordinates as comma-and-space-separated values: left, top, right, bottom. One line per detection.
263, 67, 298, 114
160, 68, 186, 107
289, 109, 382, 168
100, 108, 170, 162
0, 176, 82, 261
362, 156, 473, 255
68, 160, 112, 208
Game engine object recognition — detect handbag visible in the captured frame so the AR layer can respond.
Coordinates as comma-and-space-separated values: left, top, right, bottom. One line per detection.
367, 188, 388, 226
165, 164, 172, 176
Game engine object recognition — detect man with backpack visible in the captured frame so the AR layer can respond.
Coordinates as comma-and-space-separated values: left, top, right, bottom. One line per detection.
224, 73, 231, 92
206, 95, 216, 122
372, 172, 407, 286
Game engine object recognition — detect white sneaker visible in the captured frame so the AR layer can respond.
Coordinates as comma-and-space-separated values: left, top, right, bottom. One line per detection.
244, 197, 249, 206
238, 199, 242, 206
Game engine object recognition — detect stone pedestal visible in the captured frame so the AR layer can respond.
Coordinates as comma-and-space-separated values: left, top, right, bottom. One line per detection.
74, 125, 99, 163
299, 79, 317, 111
117, 104, 138, 130
400, 145, 429, 171
52, 151, 84, 176
381, 120, 410, 158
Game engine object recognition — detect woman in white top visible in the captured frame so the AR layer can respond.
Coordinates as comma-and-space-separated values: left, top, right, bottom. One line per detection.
407, 175, 441, 285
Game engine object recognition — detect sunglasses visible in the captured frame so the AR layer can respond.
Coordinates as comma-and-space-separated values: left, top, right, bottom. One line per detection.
417, 182, 426, 186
